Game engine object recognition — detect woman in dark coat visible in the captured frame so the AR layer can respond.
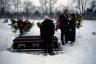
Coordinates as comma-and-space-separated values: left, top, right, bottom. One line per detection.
68, 14, 76, 44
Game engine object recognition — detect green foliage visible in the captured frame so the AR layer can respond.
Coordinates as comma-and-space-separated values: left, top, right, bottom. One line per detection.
9, 19, 33, 35
76, 14, 83, 29
37, 22, 42, 28
9, 19, 18, 33
24, 21, 33, 33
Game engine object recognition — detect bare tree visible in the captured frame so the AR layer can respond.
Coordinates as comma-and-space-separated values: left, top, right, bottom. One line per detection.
91, 1, 96, 11
74, 0, 88, 14
40, 0, 57, 17
13, 0, 21, 13
0, 0, 4, 14
40, 0, 48, 14
0, 0, 11, 15
49, 0, 58, 17
23, 0, 34, 19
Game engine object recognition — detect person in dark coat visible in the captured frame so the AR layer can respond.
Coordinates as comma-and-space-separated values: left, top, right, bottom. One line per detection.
68, 14, 76, 44
40, 16, 55, 55
58, 9, 69, 45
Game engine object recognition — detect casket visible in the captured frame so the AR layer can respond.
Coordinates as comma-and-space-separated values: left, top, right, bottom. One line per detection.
13, 36, 59, 51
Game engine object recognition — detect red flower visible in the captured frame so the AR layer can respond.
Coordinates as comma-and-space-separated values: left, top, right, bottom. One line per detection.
56, 20, 60, 30
17, 20, 25, 30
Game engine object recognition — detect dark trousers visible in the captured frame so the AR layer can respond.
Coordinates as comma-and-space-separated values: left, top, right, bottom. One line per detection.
70, 30, 76, 42
61, 29, 68, 44
43, 38, 53, 53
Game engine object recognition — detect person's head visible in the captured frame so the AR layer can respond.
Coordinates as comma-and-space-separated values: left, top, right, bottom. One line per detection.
63, 9, 68, 16
69, 13, 76, 20
44, 15, 50, 20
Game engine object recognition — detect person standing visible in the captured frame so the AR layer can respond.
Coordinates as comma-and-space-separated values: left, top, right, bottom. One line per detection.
68, 14, 76, 45
58, 9, 69, 45
40, 16, 55, 55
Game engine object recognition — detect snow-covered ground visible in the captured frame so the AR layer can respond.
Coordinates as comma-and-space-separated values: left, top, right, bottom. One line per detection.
0, 19, 96, 64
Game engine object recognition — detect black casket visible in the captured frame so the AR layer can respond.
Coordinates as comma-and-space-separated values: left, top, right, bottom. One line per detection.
13, 36, 59, 51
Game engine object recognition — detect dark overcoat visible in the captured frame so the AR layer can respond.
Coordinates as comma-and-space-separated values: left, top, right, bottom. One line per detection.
40, 19, 55, 39
68, 20, 76, 42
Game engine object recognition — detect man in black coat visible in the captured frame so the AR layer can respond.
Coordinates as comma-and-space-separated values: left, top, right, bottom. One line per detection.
40, 16, 55, 55
58, 9, 69, 45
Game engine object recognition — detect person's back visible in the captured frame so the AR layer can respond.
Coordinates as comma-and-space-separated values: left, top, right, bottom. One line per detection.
40, 19, 54, 38
40, 18, 55, 55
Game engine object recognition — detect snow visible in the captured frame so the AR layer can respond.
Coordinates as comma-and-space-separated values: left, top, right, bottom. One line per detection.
0, 19, 96, 64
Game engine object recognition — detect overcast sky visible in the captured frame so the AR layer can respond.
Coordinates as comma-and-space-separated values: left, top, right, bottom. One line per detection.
25, 0, 72, 6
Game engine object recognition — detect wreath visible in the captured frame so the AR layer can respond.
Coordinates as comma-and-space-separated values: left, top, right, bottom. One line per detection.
9, 19, 33, 35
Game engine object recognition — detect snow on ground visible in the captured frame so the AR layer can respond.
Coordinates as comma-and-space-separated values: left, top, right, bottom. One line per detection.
0, 19, 96, 64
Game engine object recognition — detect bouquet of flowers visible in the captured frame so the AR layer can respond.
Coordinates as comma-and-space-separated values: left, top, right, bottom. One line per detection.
76, 14, 83, 29
55, 20, 60, 31
9, 19, 33, 35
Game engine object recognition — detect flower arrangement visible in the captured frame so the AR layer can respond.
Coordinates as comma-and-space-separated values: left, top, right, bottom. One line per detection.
76, 14, 83, 29
9, 19, 33, 35
55, 20, 60, 31
37, 22, 42, 28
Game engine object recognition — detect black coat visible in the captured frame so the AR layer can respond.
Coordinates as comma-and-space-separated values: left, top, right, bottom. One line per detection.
58, 14, 68, 30
40, 19, 55, 39
68, 20, 76, 42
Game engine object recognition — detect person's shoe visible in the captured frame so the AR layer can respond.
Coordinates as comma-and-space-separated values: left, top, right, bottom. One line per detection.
70, 42, 74, 46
